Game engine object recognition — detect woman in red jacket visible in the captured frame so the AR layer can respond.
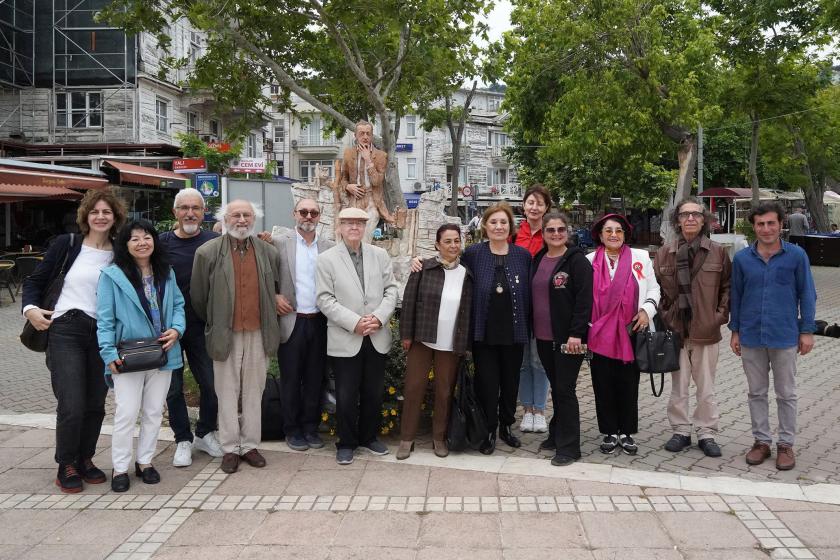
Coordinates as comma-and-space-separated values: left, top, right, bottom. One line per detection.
514, 184, 552, 434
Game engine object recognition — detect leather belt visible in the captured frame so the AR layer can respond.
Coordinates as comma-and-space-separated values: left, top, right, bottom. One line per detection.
297, 312, 322, 319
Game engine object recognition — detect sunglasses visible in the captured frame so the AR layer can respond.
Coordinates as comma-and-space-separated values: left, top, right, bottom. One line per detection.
544, 226, 567, 234
678, 211, 704, 220
297, 209, 320, 218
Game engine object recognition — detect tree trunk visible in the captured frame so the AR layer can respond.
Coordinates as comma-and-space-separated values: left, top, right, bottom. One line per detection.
376, 111, 405, 211
660, 133, 697, 243
789, 124, 829, 232
449, 137, 462, 217
749, 114, 760, 206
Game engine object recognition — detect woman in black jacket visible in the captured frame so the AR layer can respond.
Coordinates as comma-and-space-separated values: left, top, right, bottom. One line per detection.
22, 188, 127, 492
398, 224, 473, 460
531, 212, 593, 466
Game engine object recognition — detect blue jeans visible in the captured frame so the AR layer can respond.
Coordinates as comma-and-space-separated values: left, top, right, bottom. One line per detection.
166, 322, 217, 443
46, 310, 107, 465
518, 337, 549, 411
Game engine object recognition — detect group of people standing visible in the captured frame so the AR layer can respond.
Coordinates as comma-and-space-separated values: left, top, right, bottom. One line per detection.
22, 181, 817, 495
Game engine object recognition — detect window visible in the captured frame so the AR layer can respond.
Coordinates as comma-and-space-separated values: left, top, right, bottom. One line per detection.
155, 98, 168, 133
488, 96, 502, 111
488, 167, 509, 185
270, 84, 280, 95
186, 111, 199, 134
273, 120, 285, 145
246, 134, 256, 157
488, 130, 509, 146
406, 157, 417, 180
209, 119, 220, 138
300, 116, 334, 145
276, 160, 284, 176
405, 115, 416, 138
56, 91, 102, 128
299, 160, 334, 181
446, 165, 467, 186
189, 31, 201, 65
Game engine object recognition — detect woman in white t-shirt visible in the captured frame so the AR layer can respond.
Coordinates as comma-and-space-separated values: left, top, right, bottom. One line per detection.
397, 224, 473, 460
22, 189, 127, 493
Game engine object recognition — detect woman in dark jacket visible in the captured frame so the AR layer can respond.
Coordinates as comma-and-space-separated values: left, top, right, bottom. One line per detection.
462, 201, 531, 454
531, 212, 593, 466
398, 224, 473, 460
22, 188, 127, 493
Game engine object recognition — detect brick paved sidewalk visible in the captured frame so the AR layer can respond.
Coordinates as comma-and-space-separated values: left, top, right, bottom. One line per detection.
2, 266, 839, 485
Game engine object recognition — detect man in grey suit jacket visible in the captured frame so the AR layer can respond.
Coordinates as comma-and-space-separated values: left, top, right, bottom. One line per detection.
316, 207, 398, 465
266, 198, 334, 452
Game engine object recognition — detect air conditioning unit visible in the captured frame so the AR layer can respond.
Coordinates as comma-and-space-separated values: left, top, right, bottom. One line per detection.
199, 134, 218, 143
264, 139, 274, 152
291, 139, 298, 148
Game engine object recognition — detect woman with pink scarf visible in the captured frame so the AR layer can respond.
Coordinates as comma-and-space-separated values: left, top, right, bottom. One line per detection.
587, 214, 660, 455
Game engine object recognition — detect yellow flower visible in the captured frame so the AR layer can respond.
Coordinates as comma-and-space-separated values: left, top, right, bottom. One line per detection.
382, 409, 388, 417
388, 386, 396, 395
428, 370, 434, 380
388, 421, 394, 428
381, 427, 390, 435
390, 408, 397, 416
321, 412, 329, 422
329, 428, 335, 436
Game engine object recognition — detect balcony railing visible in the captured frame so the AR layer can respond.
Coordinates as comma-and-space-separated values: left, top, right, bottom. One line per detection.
425, 182, 521, 198
295, 135, 341, 147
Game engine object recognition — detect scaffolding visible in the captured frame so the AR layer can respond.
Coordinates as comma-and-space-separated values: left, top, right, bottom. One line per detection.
0, 0, 34, 134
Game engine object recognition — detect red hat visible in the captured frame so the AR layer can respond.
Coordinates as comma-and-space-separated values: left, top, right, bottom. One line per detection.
591, 213, 633, 245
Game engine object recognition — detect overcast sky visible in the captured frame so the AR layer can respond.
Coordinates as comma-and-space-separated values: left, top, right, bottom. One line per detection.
484, 0, 513, 42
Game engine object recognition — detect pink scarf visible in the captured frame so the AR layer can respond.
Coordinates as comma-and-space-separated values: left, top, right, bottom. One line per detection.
589, 245, 638, 362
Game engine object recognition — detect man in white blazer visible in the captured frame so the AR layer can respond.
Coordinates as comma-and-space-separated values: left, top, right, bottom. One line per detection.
266, 198, 335, 452
316, 207, 398, 465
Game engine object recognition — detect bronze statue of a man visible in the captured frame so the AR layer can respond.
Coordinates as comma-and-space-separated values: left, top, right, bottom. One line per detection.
335, 120, 395, 240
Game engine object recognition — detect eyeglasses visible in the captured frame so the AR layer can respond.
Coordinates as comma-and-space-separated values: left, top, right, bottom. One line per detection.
297, 209, 320, 218
602, 228, 624, 235
544, 226, 567, 234
228, 212, 254, 220
176, 205, 203, 213
678, 211, 704, 220
341, 220, 367, 228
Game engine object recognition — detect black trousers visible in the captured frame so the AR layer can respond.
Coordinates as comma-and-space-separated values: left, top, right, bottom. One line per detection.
590, 353, 641, 435
536, 340, 584, 459
332, 337, 386, 449
167, 321, 218, 443
46, 310, 108, 465
278, 314, 327, 437
472, 341, 524, 432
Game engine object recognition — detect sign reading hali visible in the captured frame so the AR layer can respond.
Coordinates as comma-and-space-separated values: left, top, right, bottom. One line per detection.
173, 158, 207, 173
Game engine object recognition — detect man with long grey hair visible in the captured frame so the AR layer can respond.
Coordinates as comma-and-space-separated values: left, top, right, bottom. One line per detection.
191, 199, 282, 473
654, 196, 731, 458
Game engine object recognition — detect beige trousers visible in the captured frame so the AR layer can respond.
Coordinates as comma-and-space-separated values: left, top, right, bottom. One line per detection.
667, 340, 720, 440
214, 330, 267, 455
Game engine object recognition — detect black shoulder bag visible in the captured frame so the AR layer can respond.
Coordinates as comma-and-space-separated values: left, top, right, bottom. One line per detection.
634, 314, 682, 397
20, 234, 75, 352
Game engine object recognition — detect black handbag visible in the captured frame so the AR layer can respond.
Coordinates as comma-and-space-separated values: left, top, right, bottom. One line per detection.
261, 374, 285, 441
116, 337, 167, 373
634, 315, 682, 397
447, 358, 488, 451
20, 234, 75, 352
447, 361, 470, 452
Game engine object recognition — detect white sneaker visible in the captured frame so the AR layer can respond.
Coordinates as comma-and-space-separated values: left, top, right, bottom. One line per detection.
519, 412, 534, 433
173, 441, 193, 467
193, 432, 224, 458
532, 414, 548, 433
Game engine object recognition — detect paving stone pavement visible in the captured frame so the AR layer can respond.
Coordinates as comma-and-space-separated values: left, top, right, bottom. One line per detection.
2, 266, 840, 485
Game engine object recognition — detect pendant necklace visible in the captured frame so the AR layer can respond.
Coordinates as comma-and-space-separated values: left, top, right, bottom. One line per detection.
496, 282, 504, 294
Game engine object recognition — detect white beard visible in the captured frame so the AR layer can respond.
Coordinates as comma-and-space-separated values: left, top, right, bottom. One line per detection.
227, 225, 254, 240
181, 223, 199, 235
297, 222, 316, 233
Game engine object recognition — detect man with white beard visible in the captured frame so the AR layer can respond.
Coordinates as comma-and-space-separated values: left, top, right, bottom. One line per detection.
191, 199, 282, 474
159, 189, 223, 467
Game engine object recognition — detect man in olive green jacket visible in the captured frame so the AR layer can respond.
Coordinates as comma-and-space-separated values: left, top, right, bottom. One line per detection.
191, 199, 282, 473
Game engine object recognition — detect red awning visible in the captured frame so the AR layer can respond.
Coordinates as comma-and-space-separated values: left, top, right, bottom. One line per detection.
104, 160, 187, 188
0, 183, 84, 203
0, 167, 109, 190
697, 187, 754, 198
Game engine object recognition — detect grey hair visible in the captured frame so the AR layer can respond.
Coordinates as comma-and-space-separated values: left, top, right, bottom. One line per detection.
669, 196, 713, 236
173, 188, 206, 209
355, 120, 373, 132
215, 200, 264, 233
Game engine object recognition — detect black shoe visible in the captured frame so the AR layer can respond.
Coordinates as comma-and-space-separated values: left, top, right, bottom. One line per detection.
56, 463, 83, 494
600, 434, 619, 454
499, 425, 521, 448
618, 434, 638, 455
134, 462, 161, 484
551, 454, 576, 467
664, 434, 692, 453
285, 434, 310, 452
698, 438, 722, 457
77, 458, 106, 484
304, 432, 325, 449
111, 472, 130, 493
479, 433, 496, 455
539, 438, 556, 451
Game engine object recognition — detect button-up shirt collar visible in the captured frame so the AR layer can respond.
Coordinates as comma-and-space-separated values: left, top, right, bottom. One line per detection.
295, 229, 319, 313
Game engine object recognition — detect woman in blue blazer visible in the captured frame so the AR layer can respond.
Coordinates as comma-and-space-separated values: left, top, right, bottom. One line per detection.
97, 219, 185, 492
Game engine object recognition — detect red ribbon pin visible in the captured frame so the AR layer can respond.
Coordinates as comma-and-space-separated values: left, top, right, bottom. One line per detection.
633, 262, 644, 279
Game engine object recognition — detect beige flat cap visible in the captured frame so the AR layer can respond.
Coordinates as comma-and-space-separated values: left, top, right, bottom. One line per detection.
338, 207, 370, 220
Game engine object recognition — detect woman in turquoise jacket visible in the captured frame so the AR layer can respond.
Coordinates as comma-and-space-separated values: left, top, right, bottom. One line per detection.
97, 219, 185, 493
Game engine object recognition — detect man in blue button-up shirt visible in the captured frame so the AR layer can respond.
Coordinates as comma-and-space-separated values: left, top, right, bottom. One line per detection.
729, 202, 816, 472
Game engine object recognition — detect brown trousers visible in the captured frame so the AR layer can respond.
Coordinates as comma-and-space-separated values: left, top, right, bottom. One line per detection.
399, 343, 459, 441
